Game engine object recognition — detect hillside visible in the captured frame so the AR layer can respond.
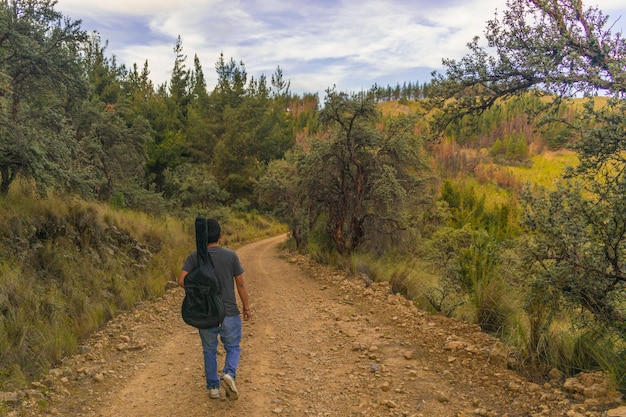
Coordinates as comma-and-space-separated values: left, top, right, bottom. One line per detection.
2, 235, 624, 417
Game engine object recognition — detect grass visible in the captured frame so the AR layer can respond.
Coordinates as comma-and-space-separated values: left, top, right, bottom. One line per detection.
469, 149, 578, 207
377, 99, 424, 116
442, 147, 626, 389
0, 189, 286, 391
342, 250, 440, 304
505, 150, 578, 189
451, 175, 513, 209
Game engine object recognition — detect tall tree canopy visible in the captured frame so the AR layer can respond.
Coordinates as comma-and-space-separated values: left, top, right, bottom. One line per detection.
211, 55, 295, 201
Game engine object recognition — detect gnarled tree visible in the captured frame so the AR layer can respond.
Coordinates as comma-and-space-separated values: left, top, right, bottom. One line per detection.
298, 89, 433, 254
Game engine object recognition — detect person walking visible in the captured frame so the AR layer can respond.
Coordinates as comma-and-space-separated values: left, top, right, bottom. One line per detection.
177, 218, 251, 400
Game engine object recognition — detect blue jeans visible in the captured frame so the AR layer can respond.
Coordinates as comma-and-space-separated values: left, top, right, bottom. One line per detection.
198, 315, 242, 389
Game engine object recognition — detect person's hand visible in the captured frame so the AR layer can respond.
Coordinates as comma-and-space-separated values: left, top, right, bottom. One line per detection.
243, 309, 252, 321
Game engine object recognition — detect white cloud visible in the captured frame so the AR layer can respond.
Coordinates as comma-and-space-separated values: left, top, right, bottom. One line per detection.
59, 0, 215, 16
56, 0, 626, 94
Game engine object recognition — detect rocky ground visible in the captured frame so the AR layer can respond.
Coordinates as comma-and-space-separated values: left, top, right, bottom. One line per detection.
2, 234, 625, 417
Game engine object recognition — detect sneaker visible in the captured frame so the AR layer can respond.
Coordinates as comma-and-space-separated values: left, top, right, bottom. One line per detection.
221, 374, 239, 400
209, 387, 220, 399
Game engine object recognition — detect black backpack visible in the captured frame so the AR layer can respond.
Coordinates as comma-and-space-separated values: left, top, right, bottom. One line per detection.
181, 216, 226, 329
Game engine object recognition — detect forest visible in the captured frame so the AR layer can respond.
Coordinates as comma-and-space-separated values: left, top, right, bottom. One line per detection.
1, 0, 626, 395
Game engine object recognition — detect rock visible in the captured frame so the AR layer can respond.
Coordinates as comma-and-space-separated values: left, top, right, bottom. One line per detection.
0, 392, 19, 403
78, 345, 92, 354
25, 389, 43, 399
508, 382, 522, 392
583, 384, 608, 398
385, 399, 398, 408
607, 406, 626, 417
445, 341, 465, 350
564, 371, 622, 406
488, 342, 509, 368
436, 391, 450, 403
379, 399, 398, 408
564, 377, 583, 393
548, 368, 564, 381
465, 344, 480, 354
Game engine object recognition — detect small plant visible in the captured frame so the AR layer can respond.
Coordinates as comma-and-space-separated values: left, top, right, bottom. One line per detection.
110, 191, 126, 209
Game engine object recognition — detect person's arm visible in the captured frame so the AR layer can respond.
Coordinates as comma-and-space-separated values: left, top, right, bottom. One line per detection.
234, 274, 251, 321
177, 270, 188, 289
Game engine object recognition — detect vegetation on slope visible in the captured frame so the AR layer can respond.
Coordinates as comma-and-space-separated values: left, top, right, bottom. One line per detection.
0, 182, 284, 390
1, 0, 625, 395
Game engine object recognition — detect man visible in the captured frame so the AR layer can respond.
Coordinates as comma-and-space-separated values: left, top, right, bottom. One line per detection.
177, 218, 251, 400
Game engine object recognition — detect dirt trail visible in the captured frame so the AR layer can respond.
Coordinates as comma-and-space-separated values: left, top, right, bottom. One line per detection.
10, 235, 622, 417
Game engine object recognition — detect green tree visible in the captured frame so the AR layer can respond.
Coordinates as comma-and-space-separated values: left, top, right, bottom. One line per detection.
124, 61, 157, 121
144, 37, 191, 192
82, 33, 124, 105
428, 0, 625, 131
162, 163, 228, 208
168, 36, 190, 118
210, 54, 249, 198
521, 180, 626, 333
0, 0, 88, 195
184, 54, 216, 163
256, 152, 306, 247
212, 52, 247, 115
298, 89, 432, 254
212, 60, 295, 201
74, 102, 151, 202
75, 33, 156, 204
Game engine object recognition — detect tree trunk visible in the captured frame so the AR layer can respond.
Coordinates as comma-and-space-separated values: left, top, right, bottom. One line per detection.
0, 166, 14, 196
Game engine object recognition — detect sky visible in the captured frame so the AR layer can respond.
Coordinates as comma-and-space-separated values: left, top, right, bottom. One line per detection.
56, 0, 626, 96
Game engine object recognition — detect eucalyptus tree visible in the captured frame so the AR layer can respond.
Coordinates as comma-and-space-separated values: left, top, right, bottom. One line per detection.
0, 0, 88, 195
427, 0, 626, 345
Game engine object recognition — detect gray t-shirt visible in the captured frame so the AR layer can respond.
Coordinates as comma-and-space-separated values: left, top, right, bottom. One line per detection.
182, 246, 244, 316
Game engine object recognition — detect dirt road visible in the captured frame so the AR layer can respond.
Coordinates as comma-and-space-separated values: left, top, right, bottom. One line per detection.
12, 235, 621, 416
